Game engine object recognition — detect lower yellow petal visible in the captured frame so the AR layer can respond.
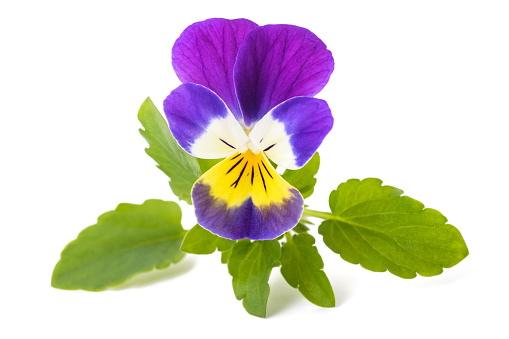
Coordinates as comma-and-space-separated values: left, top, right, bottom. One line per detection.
202, 150, 294, 208
191, 150, 304, 240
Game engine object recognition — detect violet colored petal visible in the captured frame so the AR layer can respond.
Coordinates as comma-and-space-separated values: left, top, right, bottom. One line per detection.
191, 151, 304, 240
192, 183, 303, 240
234, 24, 334, 128
248, 97, 333, 169
172, 18, 258, 122
163, 83, 248, 159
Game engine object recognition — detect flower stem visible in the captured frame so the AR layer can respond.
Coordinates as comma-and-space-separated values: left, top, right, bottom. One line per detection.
302, 208, 341, 221
284, 232, 293, 243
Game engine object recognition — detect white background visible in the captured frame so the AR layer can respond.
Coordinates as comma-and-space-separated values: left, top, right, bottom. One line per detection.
1, 0, 508, 338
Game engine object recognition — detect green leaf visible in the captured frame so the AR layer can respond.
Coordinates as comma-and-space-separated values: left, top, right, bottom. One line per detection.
180, 224, 235, 257
282, 152, 320, 199
268, 158, 278, 169
318, 178, 469, 279
221, 248, 233, 264
52, 200, 187, 291
293, 219, 313, 234
218, 237, 236, 264
180, 224, 218, 254
328, 177, 403, 214
228, 239, 281, 318
138, 97, 201, 204
281, 234, 335, 307
217, 237, 236, 253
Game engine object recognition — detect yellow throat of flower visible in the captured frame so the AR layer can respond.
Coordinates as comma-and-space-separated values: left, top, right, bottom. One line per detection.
197, 150, 295, 208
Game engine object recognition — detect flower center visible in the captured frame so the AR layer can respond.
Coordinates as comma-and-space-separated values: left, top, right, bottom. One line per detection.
238, 140, 262, 154
237, 129, 262, 154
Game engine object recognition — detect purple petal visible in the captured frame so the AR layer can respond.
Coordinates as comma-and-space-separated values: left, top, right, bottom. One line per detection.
163, 83, 248, 159
172, 18, 258, 122
192, 152, 304, 240
234, 24, 334, 127
248, 97, 333, 169
193, 184, 303, 240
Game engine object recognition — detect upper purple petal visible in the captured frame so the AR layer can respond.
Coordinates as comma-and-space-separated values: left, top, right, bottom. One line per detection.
234, 24, 334, 128
172, 18, 258, 122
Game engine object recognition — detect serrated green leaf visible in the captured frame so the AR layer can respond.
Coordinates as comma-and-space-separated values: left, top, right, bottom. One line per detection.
328, 177, 403, 214
282, 152, 320, 199
180, 224, 235, 257
228, 239, 281, 318
52, 200, 187, 291
281, 233, 335, 307
318, 178, 469, 279
138, 97, 201, 204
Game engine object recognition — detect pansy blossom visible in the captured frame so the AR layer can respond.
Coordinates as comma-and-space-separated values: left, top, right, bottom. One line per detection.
163, 18, 334, 240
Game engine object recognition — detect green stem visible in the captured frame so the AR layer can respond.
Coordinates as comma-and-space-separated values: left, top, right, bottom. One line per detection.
284, 232, 293, 243
302, 208, 342, 221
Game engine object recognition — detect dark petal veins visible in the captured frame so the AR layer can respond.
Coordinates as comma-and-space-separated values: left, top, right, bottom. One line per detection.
172, 18, 258, 122
234, 24, 334, 127
248, 96, 333, 169
163, 83, 248, 159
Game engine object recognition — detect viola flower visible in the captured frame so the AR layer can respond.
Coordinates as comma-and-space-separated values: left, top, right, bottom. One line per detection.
163, 18, 334, 240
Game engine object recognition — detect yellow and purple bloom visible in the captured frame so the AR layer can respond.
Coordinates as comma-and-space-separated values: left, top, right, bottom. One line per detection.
163, 18, 334, 240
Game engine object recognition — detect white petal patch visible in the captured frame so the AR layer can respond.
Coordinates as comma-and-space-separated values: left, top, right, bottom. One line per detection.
248, 111, 298, 169
190, 112, 249, 159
